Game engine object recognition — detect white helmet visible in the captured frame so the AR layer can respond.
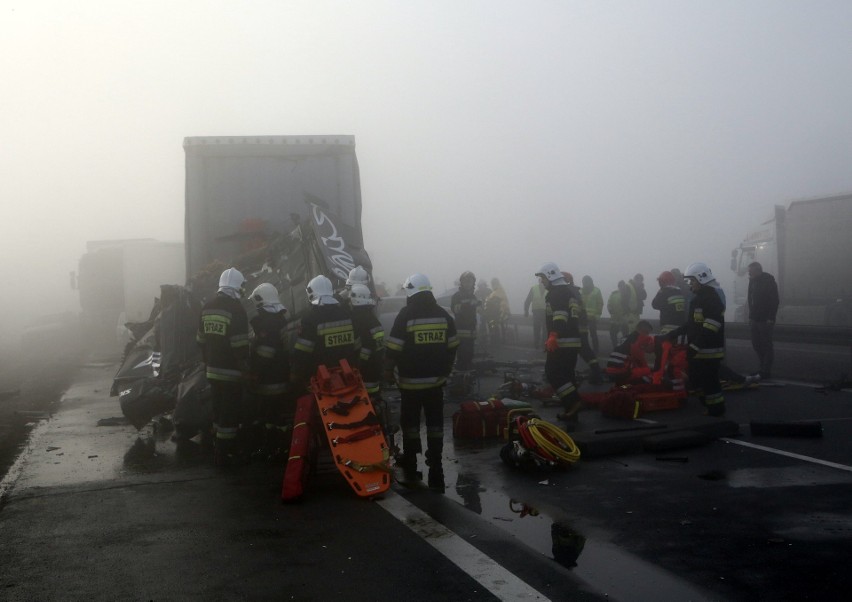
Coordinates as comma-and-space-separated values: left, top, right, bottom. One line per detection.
535, 262, 564, 283
250, 282, 280, 307
346, 265, 370, 287
403, 273, 432, 298
349, 283, 375, 307
218, 268, 246, 295
306, 275, 335, 305
684, 262, 715, 285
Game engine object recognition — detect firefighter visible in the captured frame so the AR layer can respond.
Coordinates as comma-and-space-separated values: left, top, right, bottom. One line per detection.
347, 283, 389, 436
384, 273, 458, 492
451, 271, 479, 372
665, 262, 726, 417
535, 263, 583, 426
246, 282, 291, 460
563, 272, 603, 385
605, 320, 655, 384
652, 271, 687, 334
607, 283, 627, 349
291, 275, 360, 391
197, 267, 250, 466
338, 264, 370, 303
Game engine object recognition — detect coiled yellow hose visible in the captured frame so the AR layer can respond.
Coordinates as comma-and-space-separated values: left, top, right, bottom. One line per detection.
523, 418, 581, 464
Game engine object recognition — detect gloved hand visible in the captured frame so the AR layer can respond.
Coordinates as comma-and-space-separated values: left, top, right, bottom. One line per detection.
545, 332, 559, 352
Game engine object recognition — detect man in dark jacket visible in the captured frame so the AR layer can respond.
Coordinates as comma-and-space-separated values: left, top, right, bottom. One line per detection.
747, 262, 780, 380
384, 273, 458, 491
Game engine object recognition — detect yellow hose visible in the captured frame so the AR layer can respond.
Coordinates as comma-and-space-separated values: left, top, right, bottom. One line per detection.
525, 418, 581, 464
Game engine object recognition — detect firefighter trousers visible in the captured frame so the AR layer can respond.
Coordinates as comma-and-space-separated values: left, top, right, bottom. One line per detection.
399, 386, 444, 467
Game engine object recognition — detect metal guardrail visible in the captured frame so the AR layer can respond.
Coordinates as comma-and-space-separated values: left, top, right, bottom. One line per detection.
506, 315, 852, 347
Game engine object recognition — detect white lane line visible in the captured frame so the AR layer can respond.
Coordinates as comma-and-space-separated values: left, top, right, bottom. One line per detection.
722, 438, 852, 473
377, 494, 551, 601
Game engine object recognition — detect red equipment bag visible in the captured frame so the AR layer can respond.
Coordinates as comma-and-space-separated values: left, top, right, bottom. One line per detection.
600, 389, 639, 419
453, 398, 506, 439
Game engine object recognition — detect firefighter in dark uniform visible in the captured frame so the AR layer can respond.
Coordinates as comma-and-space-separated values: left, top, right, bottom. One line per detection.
666, 262, 726, 417
651, 270, 688, 375
197, 267, 250, 466
450, 270, 479, 372
291, 275, 360, 389
535, 263, 583, 426
652, 271, 687, 334
563, 272, 603, 385
247, 282, 290, 459
384, 273, 459, 492
347, 283, 389, 436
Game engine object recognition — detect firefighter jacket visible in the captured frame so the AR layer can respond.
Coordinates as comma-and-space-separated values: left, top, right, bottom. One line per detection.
569, 284, 590, 334
292, 303, 360, 382
747, 272, 779, 322
668, 285, 725, 360
652, 286, 687, 334
385, 292, 459, 390
197, 292, 250, 383
351, 305, 385, 394
249, 309, 289, 396
581, 285, 604, 320
544, 284, 581, 350
451, 288, 480, 339
606, 330, 654, 374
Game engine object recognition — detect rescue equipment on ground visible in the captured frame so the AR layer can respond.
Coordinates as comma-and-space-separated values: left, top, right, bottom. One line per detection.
281, 359, 391, 501
580, 383, 685, 420
500, 416, 580, 469
452, 397, 536, 439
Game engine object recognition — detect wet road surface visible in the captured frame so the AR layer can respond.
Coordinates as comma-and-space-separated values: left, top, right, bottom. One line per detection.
1, 339, 851, 601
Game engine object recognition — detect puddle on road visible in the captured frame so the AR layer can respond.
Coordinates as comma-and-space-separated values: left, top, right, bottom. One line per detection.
441, 442, 717, 602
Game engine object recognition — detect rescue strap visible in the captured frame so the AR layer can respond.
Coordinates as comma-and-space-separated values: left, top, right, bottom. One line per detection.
332, 427, 382, 447
327, 411, 380, 431
322, 395, 366, 417
335, 447, 392, 473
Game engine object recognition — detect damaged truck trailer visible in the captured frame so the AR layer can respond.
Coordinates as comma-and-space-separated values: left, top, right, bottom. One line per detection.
184, 135, 373, 318
116, 135, 374, 431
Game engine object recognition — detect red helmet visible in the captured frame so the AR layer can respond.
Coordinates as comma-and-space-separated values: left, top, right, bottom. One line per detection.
561, 271, 574, 285
657, 271, 675, 287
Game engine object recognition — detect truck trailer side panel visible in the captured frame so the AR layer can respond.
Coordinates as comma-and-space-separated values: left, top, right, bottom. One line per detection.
184, 136, 363, 280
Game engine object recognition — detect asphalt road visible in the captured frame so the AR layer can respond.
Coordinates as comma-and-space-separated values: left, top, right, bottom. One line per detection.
1, 335, 851, 601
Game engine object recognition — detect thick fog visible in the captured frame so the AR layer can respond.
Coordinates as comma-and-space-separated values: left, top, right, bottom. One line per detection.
2, 1, 852, 339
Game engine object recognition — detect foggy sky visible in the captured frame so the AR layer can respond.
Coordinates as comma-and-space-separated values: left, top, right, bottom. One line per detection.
2, 0, 852, 337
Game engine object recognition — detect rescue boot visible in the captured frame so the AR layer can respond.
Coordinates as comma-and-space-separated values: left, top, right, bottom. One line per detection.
425, 448, 445, 493
396, 453, 421, 484
556, 399, 582, 429
213, 437, 239, 467
427, 466, 445, 493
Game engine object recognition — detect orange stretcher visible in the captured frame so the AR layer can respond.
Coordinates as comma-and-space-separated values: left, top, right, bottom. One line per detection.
311, 359, 391, 498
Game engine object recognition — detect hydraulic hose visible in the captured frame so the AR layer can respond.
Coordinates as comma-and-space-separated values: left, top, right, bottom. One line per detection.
518, 418, 581, 465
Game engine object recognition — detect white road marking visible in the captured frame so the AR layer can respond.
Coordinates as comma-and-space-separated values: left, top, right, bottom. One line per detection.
722, 438, 852, 473
377, 494, 551, 601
